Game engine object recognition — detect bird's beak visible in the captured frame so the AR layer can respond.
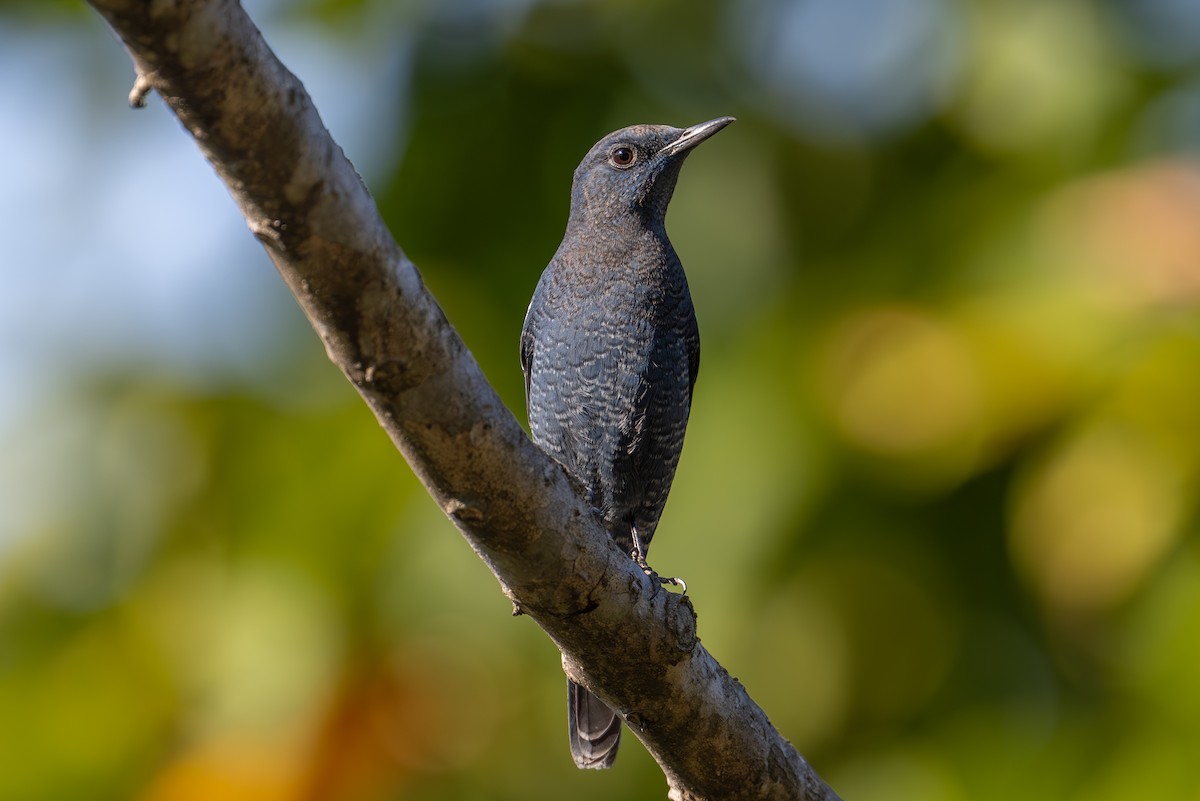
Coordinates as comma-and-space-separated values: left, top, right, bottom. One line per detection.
660, 116, 736, 159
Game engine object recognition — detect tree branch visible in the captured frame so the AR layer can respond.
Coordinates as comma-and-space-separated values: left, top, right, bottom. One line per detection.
83, 2, 841, 798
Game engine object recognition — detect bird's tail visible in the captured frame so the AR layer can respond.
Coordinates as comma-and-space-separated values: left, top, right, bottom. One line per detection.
567, 679, 621, 769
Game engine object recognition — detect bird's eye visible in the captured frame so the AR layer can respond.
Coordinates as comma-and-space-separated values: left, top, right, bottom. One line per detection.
609, 146, 636, 168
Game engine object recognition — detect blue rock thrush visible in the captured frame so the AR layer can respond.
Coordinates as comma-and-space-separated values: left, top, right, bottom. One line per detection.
520, 116, 734, 770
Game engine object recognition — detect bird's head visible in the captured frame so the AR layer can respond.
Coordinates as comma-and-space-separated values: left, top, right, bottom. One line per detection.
568, 117, 735, 229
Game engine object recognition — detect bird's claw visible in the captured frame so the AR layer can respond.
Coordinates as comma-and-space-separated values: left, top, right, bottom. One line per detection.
631, 527, 687, 594
656, 573, 687, 594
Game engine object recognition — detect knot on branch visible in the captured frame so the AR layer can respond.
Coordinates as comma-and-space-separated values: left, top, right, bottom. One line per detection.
128, 71, 155, 107
444, 495, 487, 525
667, 593, 698, 653
356, 358, 426, 396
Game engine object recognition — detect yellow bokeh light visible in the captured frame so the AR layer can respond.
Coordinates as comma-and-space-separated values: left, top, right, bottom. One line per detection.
1010, 422, 1183, 614
822, 307, 982, 468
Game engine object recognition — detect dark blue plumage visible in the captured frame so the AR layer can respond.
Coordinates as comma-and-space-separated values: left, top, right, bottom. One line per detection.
520, 117, 734, 770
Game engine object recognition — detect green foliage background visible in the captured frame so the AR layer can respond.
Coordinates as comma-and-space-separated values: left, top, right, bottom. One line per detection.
3, 1, 1200, 799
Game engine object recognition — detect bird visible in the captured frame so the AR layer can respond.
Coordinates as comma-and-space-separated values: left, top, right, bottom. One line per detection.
520, 116, 734, 770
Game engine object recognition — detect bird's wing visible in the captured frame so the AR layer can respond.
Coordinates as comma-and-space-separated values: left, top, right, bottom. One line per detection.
686, 311, 700, 408
519, 299, 536, 409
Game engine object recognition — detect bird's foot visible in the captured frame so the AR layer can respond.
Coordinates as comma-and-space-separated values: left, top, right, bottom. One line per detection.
631, 528, 687, 594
